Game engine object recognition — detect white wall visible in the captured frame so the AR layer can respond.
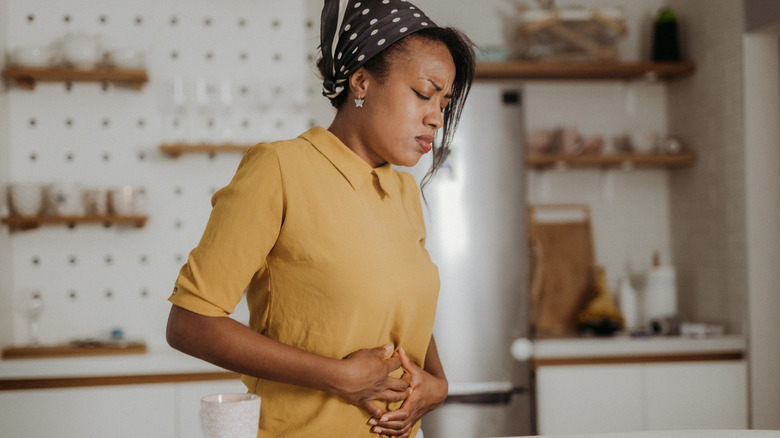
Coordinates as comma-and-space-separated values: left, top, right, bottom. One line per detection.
0, 0, 308, 348
0, 0, 13, 347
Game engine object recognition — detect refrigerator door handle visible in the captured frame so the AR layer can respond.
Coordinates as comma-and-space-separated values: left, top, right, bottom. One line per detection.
444, 381, 521, 405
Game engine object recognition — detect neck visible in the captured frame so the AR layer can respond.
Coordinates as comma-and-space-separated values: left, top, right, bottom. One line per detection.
328, 110, 386, 168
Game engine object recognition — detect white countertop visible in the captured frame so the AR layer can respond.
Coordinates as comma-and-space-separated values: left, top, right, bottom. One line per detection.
490, 430, 780, 438
0, 346, 228, 380
2, 334, 748, 381
531, 334, 746, 360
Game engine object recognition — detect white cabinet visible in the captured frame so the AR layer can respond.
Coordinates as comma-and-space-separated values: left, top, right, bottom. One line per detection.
536, 363, 643, 433
0, 379, 247, 438
0, 384, 177, 438
644, 361, 748, 430
535, 360, 748, 435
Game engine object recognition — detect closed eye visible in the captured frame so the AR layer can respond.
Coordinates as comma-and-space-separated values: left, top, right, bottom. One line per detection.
413, 89, 430, 100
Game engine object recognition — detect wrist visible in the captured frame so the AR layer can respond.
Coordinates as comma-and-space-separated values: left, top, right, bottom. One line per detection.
321, 356, 354, 397
433, 374, 448, 406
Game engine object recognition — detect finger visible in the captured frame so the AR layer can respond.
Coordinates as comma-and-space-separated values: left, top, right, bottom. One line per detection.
383, 354, 403, 371
358, 400, 386, 419
373, 388, 411, 403
397, 347, 418, 373
385, 376, 410, 392
375, 408, 410, 423
374, 419, 406, 430
370, 424, 412, 436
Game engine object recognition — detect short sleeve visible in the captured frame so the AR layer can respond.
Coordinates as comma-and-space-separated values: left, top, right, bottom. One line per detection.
169, 144, 284, 316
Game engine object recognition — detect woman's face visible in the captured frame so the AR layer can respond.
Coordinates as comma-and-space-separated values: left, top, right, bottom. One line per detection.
357, 38, 456, 168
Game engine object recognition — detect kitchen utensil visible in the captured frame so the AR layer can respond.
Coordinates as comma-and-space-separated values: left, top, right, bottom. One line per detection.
528, 204, 596, 336
7, 183, 46, 217
200, 393, 261, 438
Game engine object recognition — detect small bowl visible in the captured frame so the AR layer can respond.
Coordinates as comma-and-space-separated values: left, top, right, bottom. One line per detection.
8, 183, 46, 217
60, 34, 101, 69
107, 48, 145, 69
8, 46, 55, 67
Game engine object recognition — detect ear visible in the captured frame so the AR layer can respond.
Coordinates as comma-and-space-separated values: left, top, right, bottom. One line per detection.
348, 67, 370, 98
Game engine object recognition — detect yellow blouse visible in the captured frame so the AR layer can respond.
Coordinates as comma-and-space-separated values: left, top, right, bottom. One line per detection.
169, 126, 440, 437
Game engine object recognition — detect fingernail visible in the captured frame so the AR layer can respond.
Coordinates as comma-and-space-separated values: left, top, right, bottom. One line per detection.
368, 418, 377, 425
381, 416, 388, 422
373, 426, 381, 433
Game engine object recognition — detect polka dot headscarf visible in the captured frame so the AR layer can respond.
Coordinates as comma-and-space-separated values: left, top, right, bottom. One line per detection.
320, 0, 437, 100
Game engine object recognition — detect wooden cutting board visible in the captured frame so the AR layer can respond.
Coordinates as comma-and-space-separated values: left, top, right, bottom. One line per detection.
528, 204, 596, 336
2, 341, 146, 360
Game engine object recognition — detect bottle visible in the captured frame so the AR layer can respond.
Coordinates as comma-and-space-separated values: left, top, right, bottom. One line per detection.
642, 252, 678, 327
618, 274, 639, 332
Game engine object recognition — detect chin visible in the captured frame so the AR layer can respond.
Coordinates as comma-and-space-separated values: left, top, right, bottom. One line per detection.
393, 156, 423, 168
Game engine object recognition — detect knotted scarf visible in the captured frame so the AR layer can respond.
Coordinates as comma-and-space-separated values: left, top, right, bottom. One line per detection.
320, 0, 437, 99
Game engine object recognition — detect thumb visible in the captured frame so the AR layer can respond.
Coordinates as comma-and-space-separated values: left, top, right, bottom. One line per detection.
397, 346, 416, 371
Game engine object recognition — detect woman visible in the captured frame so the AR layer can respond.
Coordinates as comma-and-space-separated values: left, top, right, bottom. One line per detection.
165, 1, 475, 436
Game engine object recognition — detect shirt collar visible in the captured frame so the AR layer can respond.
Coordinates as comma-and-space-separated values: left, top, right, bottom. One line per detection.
300, 126, 398, 198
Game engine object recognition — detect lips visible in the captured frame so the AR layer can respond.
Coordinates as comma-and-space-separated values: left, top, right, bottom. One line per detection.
415, 135, 434, 153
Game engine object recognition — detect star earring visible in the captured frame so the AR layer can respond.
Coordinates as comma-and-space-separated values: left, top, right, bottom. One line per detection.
354, 95, 364, 108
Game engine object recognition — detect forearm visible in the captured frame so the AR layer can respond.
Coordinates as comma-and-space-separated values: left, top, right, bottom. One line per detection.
422, 336, 448, 402
166, 304, 344, 395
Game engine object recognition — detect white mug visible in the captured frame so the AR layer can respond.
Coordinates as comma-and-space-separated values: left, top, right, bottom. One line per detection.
8, 183, 45, 217
109, 186, 136, 216
200, 393, 261, 438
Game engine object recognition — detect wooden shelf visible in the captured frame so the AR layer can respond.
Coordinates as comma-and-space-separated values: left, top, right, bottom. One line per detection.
475, 61, 695, 81
2, 342, 147, 360
526, 152, 697, 169
2, 66, 149, 90
159, 143, 252, 158
1, 214, 148, 231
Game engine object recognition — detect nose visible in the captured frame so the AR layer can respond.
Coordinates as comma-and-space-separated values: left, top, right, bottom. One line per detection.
424, 106, 444, 130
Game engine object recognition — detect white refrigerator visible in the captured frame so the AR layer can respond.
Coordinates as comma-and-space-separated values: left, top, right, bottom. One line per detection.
407, 82, 533, 437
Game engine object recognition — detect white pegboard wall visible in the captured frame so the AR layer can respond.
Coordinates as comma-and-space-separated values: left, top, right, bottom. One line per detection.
1, 0, 322, 348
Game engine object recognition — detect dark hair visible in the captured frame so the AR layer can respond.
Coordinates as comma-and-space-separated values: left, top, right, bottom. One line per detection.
316, 27, 476, 190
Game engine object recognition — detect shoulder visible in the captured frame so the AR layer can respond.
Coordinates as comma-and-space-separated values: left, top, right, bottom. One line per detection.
244, 136, 311, 161
237, 135, 316, 176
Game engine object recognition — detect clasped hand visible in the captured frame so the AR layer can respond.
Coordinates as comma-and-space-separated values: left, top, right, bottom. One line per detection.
339, 345, 447, 437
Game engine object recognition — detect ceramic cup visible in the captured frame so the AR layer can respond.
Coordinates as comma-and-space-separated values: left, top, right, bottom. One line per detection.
47, 182, 85, 216
7, 183, 45, 217
9, 45, 55, 67
200, 393, 261, 438
107, 48, 145, 69
109, 186, 136, 216
84, 188, 110, 215
60, 33, 101, 69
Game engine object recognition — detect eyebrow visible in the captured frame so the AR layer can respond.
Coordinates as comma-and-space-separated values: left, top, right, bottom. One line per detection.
423, 78, 452, 99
